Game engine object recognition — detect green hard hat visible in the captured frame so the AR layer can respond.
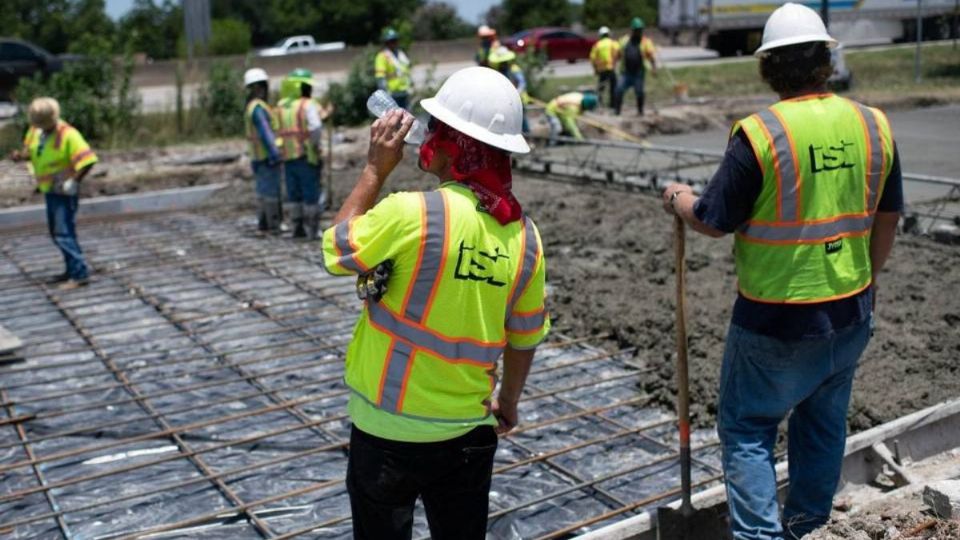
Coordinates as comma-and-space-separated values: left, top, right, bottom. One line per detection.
287, 68, 314, 86
581, 92, 599, 110
382, 28, 399, 42
631, 17, 645, 29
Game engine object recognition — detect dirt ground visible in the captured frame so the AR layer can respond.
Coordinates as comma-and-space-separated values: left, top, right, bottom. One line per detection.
2, 105, 959, 434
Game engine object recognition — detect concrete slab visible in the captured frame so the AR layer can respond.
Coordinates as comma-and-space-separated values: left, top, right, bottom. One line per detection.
0, 324, 23, 356
0, 183, 228, 230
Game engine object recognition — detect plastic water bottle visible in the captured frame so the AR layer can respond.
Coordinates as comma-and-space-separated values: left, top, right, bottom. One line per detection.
366, 89, 425, 145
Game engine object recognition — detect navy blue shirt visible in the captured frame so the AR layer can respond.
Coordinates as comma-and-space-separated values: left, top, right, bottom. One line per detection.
694, 130, 903, 341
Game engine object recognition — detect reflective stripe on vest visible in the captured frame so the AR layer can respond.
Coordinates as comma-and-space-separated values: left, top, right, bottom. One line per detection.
354, 192, 541, 419
278, 98, 316, 163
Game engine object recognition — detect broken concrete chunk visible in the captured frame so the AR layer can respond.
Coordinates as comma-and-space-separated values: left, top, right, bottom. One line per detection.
923, 480, 960, 520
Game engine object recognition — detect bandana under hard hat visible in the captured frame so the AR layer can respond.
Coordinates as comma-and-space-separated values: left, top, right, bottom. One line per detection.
419, 121, 522, 225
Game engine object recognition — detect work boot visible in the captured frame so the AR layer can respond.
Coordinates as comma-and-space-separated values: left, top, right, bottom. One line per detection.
261, 197, 281, 234
256, 201, 268, 232
303, 204, 321, 240
57, 278, 89, 291
287, 203, 305, 238
46, 272, 70, 284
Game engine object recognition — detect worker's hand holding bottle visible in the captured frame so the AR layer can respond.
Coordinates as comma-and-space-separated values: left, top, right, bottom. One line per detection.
365, 109, 414, 183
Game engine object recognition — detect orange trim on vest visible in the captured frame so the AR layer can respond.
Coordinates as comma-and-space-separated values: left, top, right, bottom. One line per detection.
376, 338, 397, 406
394, 347, 418, 411
738, 279, 872, 304
504, 218, 529, 311
753, 114, 785, 222
735, 228, 870, 246
401, 193, 429, 315
419, 190, 451, 325
852, 103, 873, 212
745, 210, 872, 227
769, 107, 802, 221
366, 313, 499, 367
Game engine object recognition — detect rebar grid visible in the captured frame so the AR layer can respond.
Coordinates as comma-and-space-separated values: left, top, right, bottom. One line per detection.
0, 209, 721, 539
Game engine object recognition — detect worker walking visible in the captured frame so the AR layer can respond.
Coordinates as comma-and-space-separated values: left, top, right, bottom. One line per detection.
9, 98, 97, 290
374, 28, 413, 110
589, 26, 620, 108
322, 66, 549, 539
545, 91, 598, 142
475, 25, 501, 67
489, 46, 530, 134
661, 4, 902, 539
276, 69, 327, 239
614, 17, 657, 116
243, 68, 283, 234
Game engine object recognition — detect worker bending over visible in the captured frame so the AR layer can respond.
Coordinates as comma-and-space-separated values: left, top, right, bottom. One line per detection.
662, 4, 902, 538
9, 97, 98, 290
277, 69, 329, 239
589, 26, 620, 109
615, 17, 657, 116
375, 28, 413, 110
545, 91, 598, 142
243, 68, 283, 234
323, 67, 549, 539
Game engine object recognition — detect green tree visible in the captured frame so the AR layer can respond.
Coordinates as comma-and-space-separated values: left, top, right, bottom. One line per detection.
197, 62, 244, 136
583, 0, 657, 32
117, 0, 182, 60
501, 0, 572, 34
0, 0, 116, 54
324, 48, 379, 126
209, 18, 251, 56
411, 3, 474, 40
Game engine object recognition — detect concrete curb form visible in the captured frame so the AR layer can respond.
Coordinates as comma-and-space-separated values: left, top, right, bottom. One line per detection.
0, 183, 228, 230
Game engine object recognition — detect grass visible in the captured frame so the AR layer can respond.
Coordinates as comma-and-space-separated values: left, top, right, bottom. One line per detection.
538, 42, 960, 104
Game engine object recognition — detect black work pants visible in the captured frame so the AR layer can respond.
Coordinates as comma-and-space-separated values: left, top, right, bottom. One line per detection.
346, 424, 498, 540
597, 69, 617, 108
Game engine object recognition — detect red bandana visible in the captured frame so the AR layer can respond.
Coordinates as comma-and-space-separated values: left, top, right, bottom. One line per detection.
418, 121, 522, 225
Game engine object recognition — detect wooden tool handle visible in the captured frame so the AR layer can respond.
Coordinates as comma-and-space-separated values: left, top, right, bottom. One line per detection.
674, 214, 693, 511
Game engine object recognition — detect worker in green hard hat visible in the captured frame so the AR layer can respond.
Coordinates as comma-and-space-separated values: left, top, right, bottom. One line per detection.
615, 17, 658, 116
374, 28, 413, 109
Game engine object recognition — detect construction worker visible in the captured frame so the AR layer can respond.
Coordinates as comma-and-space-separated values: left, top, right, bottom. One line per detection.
322, 66, 548, 539
276, 69, 328, 239
545, 91, 598, 142
661, 4, 902, 538
374, 28, 412, 110
489, 46, 530, 134
589, 26, 620, 108
8, 98, 97, 290
475, 25, 501, 67
243, 68, 283, 234
614, 17, 657, 116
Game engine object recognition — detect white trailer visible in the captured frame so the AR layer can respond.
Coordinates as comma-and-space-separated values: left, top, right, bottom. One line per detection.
659, 0, 958, 55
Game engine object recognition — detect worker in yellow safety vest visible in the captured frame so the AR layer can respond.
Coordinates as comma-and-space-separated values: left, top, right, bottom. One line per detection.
589, 26, 620, 108
243, 68, 283, 234
475, 25, 501, 68
489, 46, 531, 134
322, 66, 548, 539
9, 97, 98, 290
661, 4, 902, 538
276, 68, 331, 239
374, 28, 412, 110
545, 91, 598, 142
615, 17, 658, 115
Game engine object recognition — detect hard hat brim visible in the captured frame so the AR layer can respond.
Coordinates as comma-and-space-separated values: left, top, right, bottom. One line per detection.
421, 97, 531, 154
754, 34, 838, 56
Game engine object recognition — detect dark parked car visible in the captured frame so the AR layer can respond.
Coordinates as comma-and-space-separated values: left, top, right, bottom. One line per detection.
503, 28, 597, 62
0, 38, 64, 101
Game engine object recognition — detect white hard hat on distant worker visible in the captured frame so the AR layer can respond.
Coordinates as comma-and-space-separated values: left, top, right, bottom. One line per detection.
477, 25, 497, 38
754, 2, 837, 56
244, 68, 269, 86
420, 66, 529, 154
598, 26, 611, 36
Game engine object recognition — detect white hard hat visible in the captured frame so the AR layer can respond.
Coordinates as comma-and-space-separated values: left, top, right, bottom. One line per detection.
755, 2, 837, 56
598, 26, 611, 36
477, 25, 496, 38
244, 68, 269, 86
420, 66, 529, 154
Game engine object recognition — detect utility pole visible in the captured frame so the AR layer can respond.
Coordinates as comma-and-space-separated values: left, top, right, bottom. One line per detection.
915, 0, 923, 83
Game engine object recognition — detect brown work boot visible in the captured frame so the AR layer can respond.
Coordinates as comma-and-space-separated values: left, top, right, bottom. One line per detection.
57, 278, 89, 290
45, 272, 70, 284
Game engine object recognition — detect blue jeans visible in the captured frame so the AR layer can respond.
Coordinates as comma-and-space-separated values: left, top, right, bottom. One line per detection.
614, 70, 646, 115
718, 319, 871, 540
45, 193, 88, 280
284, 158, 321, 205
252, 160, 282, 199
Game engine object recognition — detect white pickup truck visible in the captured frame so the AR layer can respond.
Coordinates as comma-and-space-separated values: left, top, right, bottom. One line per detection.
256, 35, 346, 57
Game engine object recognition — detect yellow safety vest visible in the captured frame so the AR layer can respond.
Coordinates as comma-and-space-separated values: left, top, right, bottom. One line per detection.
590, 37, 620, 72
244, 99, 277, 162
546, 92, 583, 119
23, 121, 98, 194
277, 97, 318, 165
374, 48, 412, 94
733, 94, 895, 303
322, 183, 549, 430
476, 39, 502, 67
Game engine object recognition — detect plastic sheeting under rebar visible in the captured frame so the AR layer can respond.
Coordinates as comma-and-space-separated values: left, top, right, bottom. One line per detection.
0, 211, 721, 539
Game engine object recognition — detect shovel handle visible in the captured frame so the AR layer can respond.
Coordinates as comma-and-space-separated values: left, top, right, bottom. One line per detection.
674, 215, 693, 511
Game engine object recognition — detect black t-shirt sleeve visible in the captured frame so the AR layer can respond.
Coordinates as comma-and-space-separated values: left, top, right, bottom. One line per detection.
877, 143, 904, 213
693, 129, 764, 233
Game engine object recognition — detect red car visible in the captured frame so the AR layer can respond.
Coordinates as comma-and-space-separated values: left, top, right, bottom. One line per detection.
503, 27, 597, 62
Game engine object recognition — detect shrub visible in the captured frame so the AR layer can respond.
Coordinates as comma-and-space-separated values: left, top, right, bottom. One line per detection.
210, 18, 251, 56
412, 3, 474, 40
196, 61, 245, 136
516, 47, 552, 100
325, 48, 379, 126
